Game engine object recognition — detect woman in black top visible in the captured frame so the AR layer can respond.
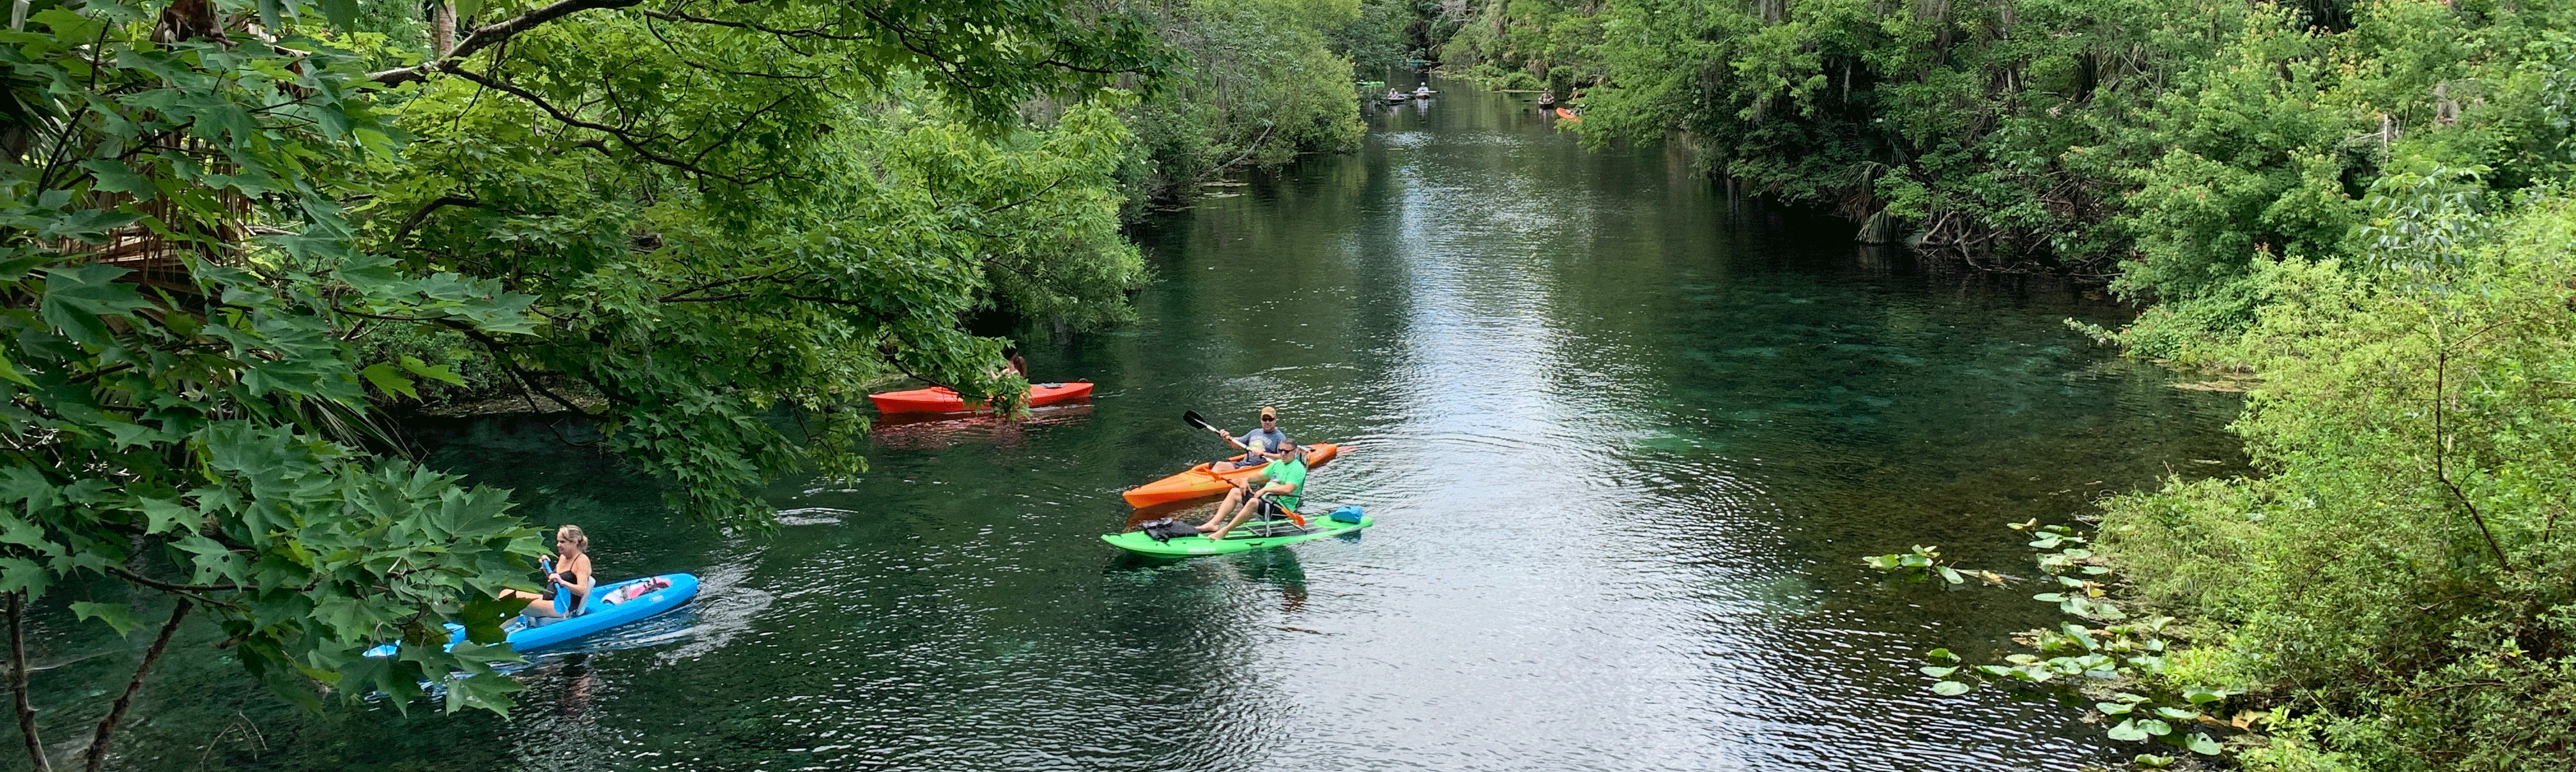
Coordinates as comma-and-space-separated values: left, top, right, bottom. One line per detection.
503, 524, 595, 618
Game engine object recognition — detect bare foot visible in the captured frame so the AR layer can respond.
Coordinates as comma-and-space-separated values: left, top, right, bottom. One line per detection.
1204, 531, 1229, 541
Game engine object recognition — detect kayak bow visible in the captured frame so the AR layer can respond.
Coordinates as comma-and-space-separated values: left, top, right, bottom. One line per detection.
1120, 442, 1341, 508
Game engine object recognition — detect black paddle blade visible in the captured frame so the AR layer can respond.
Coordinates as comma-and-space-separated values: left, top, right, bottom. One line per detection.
1182, 409, 1216, 432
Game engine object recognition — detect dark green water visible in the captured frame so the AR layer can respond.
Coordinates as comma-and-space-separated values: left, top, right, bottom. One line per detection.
33, 82, 2246, 771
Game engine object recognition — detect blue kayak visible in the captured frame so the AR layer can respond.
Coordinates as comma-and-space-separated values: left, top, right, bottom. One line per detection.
366, 573, 700, 657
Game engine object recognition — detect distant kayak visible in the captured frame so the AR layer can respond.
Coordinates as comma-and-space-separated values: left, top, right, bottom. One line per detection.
1121, 442, 1342, 508
1103, 513, 1371, 557
869, 381, 1095, 413
366, 573, 700, 657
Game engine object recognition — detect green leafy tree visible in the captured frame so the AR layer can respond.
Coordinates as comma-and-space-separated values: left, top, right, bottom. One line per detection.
1119, 0, 1367, 206
0, 0, 1163, 769
2101, 197, 2576, 771
1450, 0, 2574, 298
365, 5, 1155, 528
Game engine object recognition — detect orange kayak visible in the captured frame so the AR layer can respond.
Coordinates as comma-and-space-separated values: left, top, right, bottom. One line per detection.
1121, 443, 1341, 508
868, 382, 1094, 413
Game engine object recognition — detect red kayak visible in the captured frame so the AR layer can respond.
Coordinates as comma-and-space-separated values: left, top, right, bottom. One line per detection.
868, 382, 1095, 413
1121, 443, 1341, 508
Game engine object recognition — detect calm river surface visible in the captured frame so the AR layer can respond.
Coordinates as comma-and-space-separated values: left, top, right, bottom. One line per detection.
70, 82, 2246, 771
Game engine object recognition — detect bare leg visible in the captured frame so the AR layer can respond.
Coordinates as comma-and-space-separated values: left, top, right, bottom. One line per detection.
1199, 487, 1248, 531
500, 589, 564, 618
1206, 501, 1264, 541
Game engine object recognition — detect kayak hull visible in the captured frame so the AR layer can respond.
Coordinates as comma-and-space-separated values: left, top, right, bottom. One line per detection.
1121, 442, 1341, 508
868, 382, 1094, 413
507, 573, 700, 652
1103, 515, 1372, 557
365, 573, 700, 657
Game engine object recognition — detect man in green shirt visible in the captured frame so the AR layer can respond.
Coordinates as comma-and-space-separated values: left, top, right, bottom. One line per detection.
1196, 443, 1310, 541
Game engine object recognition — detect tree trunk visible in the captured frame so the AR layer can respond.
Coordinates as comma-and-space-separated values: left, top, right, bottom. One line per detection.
8, 591, 47, 772
79, 600, 192, 772
432, 2, 457, 58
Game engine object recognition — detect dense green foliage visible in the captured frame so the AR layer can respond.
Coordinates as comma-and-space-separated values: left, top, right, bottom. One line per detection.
1442, 0, 2576, 312
365, 14, 1151, 528
1118, 0, 1376, 208
1445, 0, 2576, 766
1, 0, 1160, 766
2097, 199, 2576, 771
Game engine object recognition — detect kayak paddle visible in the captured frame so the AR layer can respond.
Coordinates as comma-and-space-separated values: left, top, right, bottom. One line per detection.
1184, 409, 1257, 463
1264, 494, 1310, 528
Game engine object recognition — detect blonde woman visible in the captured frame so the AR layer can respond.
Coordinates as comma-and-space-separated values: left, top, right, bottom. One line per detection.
503, 525, 595, 619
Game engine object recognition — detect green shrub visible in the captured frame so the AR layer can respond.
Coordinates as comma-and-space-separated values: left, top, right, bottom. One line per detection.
2100, 196, 2576, 771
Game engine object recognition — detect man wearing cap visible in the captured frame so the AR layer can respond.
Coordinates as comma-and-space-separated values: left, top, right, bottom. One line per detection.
1197, 443, 1309, 540
1209, 406, 1291, 473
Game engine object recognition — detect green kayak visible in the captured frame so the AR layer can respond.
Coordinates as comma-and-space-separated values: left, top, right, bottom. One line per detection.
1103, 515, 1373, 557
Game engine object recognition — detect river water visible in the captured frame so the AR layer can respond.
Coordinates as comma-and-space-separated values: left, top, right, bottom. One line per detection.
66, 82, 2245, 771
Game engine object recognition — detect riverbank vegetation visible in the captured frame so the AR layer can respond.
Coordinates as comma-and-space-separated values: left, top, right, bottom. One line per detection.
1, 0, 1176, 765
1439, 0, 2576, 766
1439, 0, 2572, 307
2089, 198, 2576, 771
1116, 0, 1382, 209
1, 0, 1429, 757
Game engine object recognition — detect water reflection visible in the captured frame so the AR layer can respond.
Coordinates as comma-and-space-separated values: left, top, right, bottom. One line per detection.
868, 404, 1096, 450
62, 79, 2248, 772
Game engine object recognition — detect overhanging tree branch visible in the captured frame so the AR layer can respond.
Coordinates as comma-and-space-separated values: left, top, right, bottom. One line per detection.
982, 174, 1073, 215
442, 67, 790, 187
105, 566, 242, 594
393, 195, 480, 243
637, 8, 874, 42
369, 0, 647, 86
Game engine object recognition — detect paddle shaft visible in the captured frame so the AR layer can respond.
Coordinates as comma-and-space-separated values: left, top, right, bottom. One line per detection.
1181, 409, 1216, 433
1187, 409, 1269, 464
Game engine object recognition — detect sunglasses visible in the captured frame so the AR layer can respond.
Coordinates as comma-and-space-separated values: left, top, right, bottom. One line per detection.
1260, 416, 1276, 422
